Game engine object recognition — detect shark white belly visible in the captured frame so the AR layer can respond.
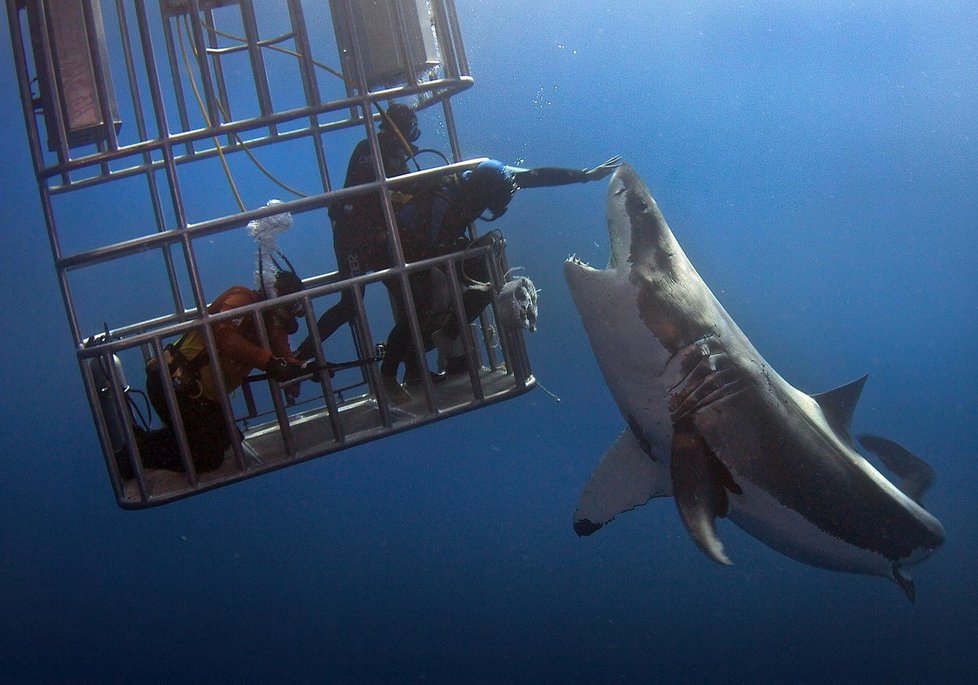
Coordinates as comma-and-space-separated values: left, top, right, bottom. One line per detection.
728, 479, 892, 577
568, 268, 674, 458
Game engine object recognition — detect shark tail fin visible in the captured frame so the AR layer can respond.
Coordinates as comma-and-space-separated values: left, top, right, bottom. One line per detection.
858, 434, 935, 506
573, 428, 671, 536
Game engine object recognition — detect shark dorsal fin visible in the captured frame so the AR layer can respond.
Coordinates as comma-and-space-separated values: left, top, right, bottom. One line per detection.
812, 375, 868, 441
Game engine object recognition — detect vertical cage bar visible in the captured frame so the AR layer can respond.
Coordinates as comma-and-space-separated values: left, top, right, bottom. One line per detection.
186, 2, 221, 129
79, 0, 120, 153
238, 0, 274, 124
288, 0, 331, 194
117, 0, 186, 316
202, 6, 233, 136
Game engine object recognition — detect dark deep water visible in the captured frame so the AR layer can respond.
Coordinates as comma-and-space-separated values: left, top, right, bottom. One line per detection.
2, 1, 977, 682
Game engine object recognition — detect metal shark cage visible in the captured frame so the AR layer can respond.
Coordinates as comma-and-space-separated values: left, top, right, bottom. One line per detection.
6, 0, 535, 508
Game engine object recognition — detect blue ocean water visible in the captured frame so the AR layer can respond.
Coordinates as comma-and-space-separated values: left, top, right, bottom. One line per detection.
1, 1, 976, 682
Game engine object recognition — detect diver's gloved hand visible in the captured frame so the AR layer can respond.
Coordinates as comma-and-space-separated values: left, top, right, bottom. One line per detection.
283, 380, 301, 406
265, 356, 306, 383
582, 155, 622, 182
282, 359, 321, 405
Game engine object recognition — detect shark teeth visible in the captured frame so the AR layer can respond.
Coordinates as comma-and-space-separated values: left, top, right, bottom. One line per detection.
566, 254, 592, 268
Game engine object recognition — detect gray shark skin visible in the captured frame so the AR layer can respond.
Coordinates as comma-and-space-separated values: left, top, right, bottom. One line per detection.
564, 164, 944, 601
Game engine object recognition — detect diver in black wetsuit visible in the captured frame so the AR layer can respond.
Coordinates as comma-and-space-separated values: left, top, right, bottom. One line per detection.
380, 156, 621, 399
294, 103, 420, 362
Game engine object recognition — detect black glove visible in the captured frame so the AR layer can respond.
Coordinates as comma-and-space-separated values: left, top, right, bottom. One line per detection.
265, 356, 305, 383
582, 155, 622, 182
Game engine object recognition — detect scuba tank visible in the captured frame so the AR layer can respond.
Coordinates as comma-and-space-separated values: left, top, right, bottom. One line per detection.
86, 350, 130, 455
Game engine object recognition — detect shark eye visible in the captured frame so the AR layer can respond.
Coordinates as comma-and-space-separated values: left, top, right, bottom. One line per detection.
614, 187, 626, 197
625, 190, 649, 213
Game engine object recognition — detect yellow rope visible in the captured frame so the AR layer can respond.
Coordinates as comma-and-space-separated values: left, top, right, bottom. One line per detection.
202, 21, 347, 83
184, 17, 310, 199
177, 16, 246, 212
200, 18, 421, 171
177, 13, 426, 209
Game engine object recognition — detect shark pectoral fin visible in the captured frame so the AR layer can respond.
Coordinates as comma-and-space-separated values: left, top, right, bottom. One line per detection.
858, 434, 936, 505
670, 421, 732, 565
573, 428, 671, 537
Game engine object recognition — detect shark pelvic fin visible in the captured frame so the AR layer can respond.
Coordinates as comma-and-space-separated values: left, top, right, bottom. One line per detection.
670, 421, 732, 565
812, 375, 868, 443
892, 563, 916, 604
858, 434, 936, 506
573, 427, 671, 537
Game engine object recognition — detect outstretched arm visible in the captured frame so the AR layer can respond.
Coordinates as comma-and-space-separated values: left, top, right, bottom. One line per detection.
511, 155, 621, 189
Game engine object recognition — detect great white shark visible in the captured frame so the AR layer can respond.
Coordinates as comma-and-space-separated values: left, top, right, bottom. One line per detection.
564, 164, 944, 601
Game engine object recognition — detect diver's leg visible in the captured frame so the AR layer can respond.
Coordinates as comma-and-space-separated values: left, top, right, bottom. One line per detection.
460, 256, 493, 326
180, 397, 230, 473
376, 279, 416, 404
380, 275, 412, 381
295, 290, 356, 360
433, 256, 490, 373
145, 365, 170, 428
129, 371, 181, 471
